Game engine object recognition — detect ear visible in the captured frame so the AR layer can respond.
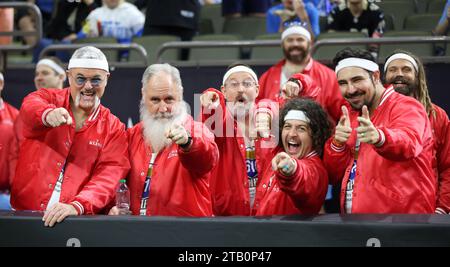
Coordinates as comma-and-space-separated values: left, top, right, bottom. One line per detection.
255, 84, 260, 97
221, 85, 226, 95
372, 70, 381, 83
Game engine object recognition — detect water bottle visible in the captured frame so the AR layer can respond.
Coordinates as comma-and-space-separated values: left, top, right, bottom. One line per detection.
116, 179, 131, 215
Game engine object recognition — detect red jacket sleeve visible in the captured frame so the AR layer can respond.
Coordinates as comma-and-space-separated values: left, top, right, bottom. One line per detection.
374, 98, 431, 161
434, 107, 450, 213
290, 72, 321, 100
323, 137, 353, 186
276, 157, 328, 214
20, 88, 60, 139
178, 120, 219, 177
72, 119, 131, 215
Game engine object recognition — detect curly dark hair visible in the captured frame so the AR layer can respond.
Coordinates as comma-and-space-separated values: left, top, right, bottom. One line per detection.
279, 98, 333, 156
332, 47, 376, 69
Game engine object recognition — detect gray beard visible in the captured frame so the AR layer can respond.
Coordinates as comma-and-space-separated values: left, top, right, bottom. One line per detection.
139, 100, 188, 153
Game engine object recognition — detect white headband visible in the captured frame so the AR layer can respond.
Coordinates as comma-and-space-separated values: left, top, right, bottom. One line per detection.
222, 66, 258, 86
282, 26, 311, 42
335, 57, 379, 74
284, 110, 310, 123
384, 53, 418, 72
37, 59, 66, 75
68, 58, 109, 72
0, 72, 3, 81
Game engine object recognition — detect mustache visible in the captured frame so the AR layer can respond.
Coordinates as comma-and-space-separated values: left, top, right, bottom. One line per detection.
390, 76, 409, 84
345, 92, 364, 98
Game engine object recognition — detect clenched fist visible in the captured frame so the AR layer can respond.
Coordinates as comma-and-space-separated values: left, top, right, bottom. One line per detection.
272, 152, 297, 176
200, 91, 220, 110
281, 80, 303, 99
255, 112, 271, 138
166, 123, 191, 148
45, 107, 73, 127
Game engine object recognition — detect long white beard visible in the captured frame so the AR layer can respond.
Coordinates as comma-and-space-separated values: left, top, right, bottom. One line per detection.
140, 100, 188, 153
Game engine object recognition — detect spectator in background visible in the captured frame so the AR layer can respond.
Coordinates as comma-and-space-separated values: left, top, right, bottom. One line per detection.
252, 98, 331, 216
259, 24, 345, 124
138, 0, 200, 60
10, 46, 130, 227
32, 0, 101, 62
326, 0, 384, 36
108, 63, 219, 216
9, 57, 67, 180
326, 0, 384, 56
383, 50, 450, 214
199, 64, 277, 216
222, 0, 273, 18
324, 48, 436, 214
67, 0, 145, 60
46, 0, 102, 41
266, 0, 320, 38
433, 0, 450, 36
15, 0, 55, 46
0, 72, 19, 210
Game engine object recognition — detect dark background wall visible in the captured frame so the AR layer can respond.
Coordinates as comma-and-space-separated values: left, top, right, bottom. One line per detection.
2, 63, 449, 125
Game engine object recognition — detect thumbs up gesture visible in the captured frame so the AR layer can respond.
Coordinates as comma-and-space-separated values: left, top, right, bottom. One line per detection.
356, 105, 379, 144
200, 91, 220, 110
272, 152, 297, 176
334, 105, 352, 145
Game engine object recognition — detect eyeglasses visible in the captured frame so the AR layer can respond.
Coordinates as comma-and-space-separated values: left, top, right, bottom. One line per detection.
72, 75, 104, 87
225, 80, 256, 89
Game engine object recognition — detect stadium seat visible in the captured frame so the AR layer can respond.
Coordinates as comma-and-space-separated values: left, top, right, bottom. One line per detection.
377, 0, 416, 30
73, 37, 118, 61
200, 4, 224, 34
250, 33, 283, 61
378, 31, 435, 61
404, 14, 441, 31
128, 35, 180, 64
189, 34, 241, 61
313, 31, 368, 62
222, 17, 267, 40
427, 0, 447, 13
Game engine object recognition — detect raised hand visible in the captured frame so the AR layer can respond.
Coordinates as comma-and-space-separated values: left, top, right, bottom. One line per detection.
334, 105, 352, 145
255, 112, 271, 138
281, 80, 303, 99
200, 91, 220, 110
356, 105, 379, 144
45, 107, 73, 127
166, 123, 190, 147
271, 152, 297, 176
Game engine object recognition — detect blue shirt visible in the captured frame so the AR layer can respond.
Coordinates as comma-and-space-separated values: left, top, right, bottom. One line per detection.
438, 0, 450, 25
266, 3, 320, 36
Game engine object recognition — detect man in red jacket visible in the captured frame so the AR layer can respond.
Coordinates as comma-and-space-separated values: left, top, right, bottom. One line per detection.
109, 63, 219, 217
323, 48, 436, 213
199, 64, 279, 215
253, 98, 332, 216
383, 50, 450, 214
258, 24, 345, 123
0, 72, 19, 209
10, 57, 67, 182
11, 46, 130, 227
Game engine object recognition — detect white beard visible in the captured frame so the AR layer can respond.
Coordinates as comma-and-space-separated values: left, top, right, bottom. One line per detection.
140, 100, 188, 153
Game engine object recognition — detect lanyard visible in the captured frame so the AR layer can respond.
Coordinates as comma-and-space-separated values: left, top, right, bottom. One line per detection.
139, 153, 157, 216
47, 160, 67, 211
